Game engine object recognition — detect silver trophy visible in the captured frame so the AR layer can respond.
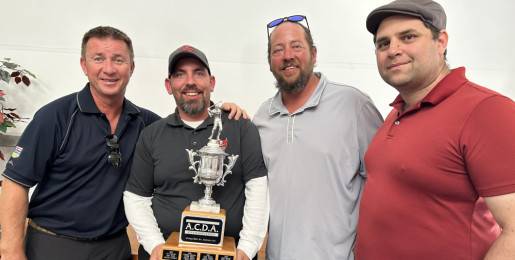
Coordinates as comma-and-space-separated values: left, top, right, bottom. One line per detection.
186, 102, 238, 213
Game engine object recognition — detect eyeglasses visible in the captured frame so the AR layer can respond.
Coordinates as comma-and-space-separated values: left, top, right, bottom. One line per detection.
266, 15, 310, 38
106, 134, 121, 168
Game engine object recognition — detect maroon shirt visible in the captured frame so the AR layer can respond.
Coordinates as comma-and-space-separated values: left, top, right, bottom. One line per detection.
356, 68, 515, 260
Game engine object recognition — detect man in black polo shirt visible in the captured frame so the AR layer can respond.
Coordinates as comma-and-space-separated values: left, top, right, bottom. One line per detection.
0, 28, 246, 260
124, 45, 269, 260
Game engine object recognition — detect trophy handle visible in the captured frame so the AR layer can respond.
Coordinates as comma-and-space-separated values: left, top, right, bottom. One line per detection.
217, 154, 239, 186
186, 149, 201, 184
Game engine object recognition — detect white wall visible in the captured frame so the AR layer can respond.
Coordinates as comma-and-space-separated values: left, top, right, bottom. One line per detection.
1, 0, 513, 132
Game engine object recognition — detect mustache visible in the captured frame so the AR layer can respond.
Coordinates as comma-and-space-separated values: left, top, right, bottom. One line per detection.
281, 61, 298, 70
181, 84, 200, 92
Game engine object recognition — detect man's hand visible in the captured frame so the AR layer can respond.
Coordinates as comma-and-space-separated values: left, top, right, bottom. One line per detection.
236, 249, 250, 260
221, 102, 249, 120
149, 243, 165, 260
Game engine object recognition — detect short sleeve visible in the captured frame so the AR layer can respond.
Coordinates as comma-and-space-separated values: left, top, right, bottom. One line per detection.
125, 128, 156, 197
357, 95, 383, 177
2, 106, 61, 187
462, 95, 515, 197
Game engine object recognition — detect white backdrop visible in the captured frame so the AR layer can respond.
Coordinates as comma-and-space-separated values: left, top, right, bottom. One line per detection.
1, 0, 514, 134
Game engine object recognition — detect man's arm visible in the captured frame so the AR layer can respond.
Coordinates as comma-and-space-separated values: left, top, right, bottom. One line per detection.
0, 178, 29, 260
123, 191, 165, 257
484, 193, 515, 259
237, 176, 269, 260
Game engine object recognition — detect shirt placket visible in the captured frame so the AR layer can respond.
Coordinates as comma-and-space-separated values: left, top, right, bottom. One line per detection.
386, 113, 401, 139
286, 115, 295, 144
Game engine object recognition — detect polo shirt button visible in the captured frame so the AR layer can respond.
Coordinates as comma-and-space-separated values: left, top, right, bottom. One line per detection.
394, 120, 400, 125
192, 141, 197, 146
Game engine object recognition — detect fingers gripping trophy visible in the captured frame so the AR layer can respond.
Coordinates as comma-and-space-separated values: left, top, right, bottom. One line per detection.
160, 102, 239, 260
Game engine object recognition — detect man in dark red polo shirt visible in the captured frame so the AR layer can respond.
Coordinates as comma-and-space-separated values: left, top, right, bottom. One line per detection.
356, 0, 515, 259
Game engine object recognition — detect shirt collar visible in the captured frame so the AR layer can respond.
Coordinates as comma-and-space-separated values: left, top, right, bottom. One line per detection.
165, 107, 216, 130
76, 83, 141, 116
267, 72, 326, 116
390, 67, 468, 112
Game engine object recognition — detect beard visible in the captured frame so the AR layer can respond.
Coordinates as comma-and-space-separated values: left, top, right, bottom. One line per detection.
178, 98, 206, 115
272, 61, 314, 94
174, 85, 208, 116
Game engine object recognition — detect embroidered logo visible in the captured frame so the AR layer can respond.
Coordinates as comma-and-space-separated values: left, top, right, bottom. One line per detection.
181, 45, 195, 53
11, 146, 23, 158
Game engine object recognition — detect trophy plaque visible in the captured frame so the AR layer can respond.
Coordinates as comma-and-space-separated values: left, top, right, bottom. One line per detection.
161, 103, 239, 260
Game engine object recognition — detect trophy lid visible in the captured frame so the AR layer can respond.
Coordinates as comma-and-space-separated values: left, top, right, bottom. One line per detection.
198, 139, 227, 156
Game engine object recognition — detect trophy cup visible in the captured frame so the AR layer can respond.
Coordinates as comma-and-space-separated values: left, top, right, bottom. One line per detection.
161, 103, 239, 260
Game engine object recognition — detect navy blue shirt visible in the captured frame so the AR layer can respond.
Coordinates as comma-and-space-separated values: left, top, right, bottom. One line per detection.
2, 85, 160, 239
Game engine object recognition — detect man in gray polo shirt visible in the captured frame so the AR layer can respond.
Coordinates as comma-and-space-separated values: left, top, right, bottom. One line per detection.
253, 15, 383, 259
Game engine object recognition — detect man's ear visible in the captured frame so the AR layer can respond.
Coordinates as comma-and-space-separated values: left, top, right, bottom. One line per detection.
80, 57, 87, 76
311, 46, 318, 65
210, 75, 216, 92
437, 29, 448, 57
164, 78, 172, 95
130, 61, 135, 76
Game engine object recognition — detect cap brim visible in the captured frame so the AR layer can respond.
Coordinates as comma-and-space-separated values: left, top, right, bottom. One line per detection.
366, 9, 425, 34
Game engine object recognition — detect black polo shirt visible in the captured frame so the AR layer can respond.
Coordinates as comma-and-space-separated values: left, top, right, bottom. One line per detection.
2, 84, 160, 239
125, 110, 267, 240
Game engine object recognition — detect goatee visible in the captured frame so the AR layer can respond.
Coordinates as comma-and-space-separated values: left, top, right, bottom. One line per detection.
274, 70, 310, 93
176, 84, 207, 115
179, 99, 206, 115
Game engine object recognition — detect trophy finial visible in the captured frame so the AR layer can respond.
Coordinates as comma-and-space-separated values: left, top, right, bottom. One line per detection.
208, 102, 224, 140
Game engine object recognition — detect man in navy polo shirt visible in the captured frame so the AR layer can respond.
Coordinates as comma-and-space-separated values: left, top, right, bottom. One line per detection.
0, 27, 246, 260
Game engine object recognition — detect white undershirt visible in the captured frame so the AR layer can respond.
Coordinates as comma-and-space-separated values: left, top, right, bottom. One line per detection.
182, 119, 203, 129
123, 176, 269, 258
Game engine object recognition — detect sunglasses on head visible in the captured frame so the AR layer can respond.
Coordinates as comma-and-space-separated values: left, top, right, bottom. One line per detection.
105, 134, 121, 168
266, 15, 310, 38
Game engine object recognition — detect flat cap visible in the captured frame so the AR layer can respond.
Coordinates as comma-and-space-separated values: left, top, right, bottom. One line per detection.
366, 0, 446, 34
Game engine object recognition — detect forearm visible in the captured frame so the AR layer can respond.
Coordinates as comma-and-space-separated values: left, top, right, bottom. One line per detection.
123, 191, 165, 254
0, 178, 29, 255
484, 230, 515, 259
238, 176, 269, 259
484, 193, 515, 260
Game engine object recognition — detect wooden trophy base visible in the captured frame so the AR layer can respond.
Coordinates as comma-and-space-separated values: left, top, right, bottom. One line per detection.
161, 232, 236, 260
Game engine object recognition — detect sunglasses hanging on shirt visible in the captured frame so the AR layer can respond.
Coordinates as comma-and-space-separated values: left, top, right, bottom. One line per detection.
105, 134, 121, 168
